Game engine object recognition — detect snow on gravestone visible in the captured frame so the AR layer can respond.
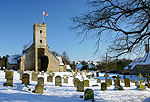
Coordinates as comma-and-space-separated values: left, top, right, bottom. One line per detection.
55, 76, 62, 86
35, 77, 44, 94
76, 81, 84, 92
3, 70, 14, 86
125, 78, 130, 87
22, 73, 30, 85
84, 88, 94, 101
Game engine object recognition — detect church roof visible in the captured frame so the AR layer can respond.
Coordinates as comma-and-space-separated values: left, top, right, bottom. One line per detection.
8, 54, 26, 64
125, 51, 150, 70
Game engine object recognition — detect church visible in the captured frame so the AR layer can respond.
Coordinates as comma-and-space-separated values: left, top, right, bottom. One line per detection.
7, 22, 66, 72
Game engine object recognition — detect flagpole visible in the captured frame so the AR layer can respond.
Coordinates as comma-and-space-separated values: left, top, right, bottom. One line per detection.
43, 15, 44, 23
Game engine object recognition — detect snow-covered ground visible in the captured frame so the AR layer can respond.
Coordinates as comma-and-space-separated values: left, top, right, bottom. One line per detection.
0, 70, 150, 102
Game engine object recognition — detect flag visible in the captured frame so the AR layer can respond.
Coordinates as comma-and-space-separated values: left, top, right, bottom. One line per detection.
43, 11, 48, 16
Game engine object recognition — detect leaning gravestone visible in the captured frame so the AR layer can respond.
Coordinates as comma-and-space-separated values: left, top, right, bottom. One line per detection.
76, 81, 84, 92
101, 82, 107, 91
47, 75, 53, 82
3, 70, 14, 86
31, 71, 38, 81
55, 76, 62, 86
125, 78, 130, 87
84, 80, 89, 87
22, 73, 30, 85
97, 78, 101, 83
84, 88, 94, 101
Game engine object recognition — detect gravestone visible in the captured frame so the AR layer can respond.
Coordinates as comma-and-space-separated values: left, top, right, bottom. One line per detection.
125, 78, 130, 87
64, 77, 68, 84
74, 78, 80, 87
76, 81, 84, 92
38, 77, 44, 86
47, 75, 53, 82
97, 78, 101, 83
104, 73, 109, 87
121, 79, 124, 83
84, 88, 94, 101
22, 73, 30, 85
101, 82, 107, 91
26, 70, 30, 75
41, 71, 44, 75
35, 77, 44, 94
115, 75, 124, 90
55, 76, 62, 86
35, 84, 44, 94
138, 73, 145, 90
131, 79, 135, 83
107, 79, 112, 85
3, 70, 14, 86
31, 72, 38, 81
84, 80, 89, 87
146, 74, 150, 88
135, 81, 139, 86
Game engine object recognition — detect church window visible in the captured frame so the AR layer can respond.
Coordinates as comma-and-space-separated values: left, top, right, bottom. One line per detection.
40, 30, 42, 33
40, 40, 42, 43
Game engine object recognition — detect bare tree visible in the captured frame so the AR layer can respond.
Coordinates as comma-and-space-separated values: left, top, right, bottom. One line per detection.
71, 0, 150, 58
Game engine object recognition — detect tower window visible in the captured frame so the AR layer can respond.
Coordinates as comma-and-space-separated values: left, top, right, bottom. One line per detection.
40, 40, 42, 43
40, 30, 42, 33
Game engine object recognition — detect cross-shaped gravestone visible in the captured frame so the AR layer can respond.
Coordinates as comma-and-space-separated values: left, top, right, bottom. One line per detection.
116, 75, 124, 90
138, 73, 143, 84
104, 73, 109, 83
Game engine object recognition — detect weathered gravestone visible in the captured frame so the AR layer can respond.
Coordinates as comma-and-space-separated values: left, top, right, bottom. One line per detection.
64, 77, 68, 84
138, 73, 145, 90
97, 78, 101, 83
22, 73, 30, 85
76, 81, 84, 92
131, 79, 136, 83
84, 88, 94, 101
74, 78, 80, 87
35, 77, 44, 94
3, 70, 14, 86
41, 71, 44, 75
55, 76, 62, 86
84, 80, 89, 87
121, 79, 124, 83
125, 78, 130, 87
146, 74, 150, 88
135, 81, 139, 86
107, 79, 112, 85
31, 71, 38, 81
115, 75, 124, 90
47, 75, 53, 82
104, 73, 109, 87
101, 82, 107, 91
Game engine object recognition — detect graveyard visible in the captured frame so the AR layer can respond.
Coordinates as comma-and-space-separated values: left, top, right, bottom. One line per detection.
0, 69, 150, 102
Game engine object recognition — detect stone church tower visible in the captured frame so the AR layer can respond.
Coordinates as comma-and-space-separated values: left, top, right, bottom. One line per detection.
19, 22, 59, 72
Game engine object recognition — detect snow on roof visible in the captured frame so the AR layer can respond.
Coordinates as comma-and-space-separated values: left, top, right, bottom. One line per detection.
56, 56, 64, 66
66, 65, 71, 69
125, 51, 150, 70
8, 55, 20, 64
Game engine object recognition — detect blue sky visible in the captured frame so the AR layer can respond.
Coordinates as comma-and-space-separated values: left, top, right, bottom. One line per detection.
0, 0, 107, 61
